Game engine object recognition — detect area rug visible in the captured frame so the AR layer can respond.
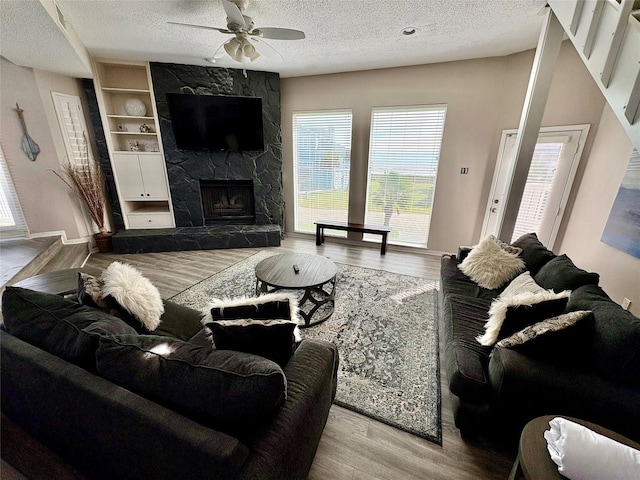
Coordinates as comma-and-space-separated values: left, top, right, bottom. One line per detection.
170, 251, 442, 444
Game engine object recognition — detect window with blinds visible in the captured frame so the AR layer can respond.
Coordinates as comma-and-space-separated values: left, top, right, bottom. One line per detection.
364, 105, 446, 247
511, 142, 564, 242
292, 110, 352, 234
52, 92, 89, 166
0, 144, 28, 238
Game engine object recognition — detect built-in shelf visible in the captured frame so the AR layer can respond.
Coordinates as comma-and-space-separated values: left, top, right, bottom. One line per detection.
93, 59, 175, 230
101, 87, 150, 94
107, 114, 154, 120
111, 132, 156, 136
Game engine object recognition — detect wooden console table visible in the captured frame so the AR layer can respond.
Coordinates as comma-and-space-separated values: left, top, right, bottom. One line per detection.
315, 220, 392, 255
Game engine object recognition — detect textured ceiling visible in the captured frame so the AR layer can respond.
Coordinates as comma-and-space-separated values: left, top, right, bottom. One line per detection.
2, 0, 549, 78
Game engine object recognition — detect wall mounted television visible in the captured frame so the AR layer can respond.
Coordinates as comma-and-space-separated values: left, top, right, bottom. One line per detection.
166, 93, 264, 152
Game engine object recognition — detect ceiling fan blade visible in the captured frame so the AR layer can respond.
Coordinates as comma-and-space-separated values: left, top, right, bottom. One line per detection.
168, 21, 231, 34
249, 38, 283, 61
221, 0, 246, 28
255, 27, 305, 40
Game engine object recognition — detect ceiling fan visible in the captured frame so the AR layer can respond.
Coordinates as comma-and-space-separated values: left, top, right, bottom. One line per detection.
169, 0, 305, 63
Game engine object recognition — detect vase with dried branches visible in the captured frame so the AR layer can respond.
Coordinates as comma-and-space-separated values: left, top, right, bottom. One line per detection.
52, 134, 112, 252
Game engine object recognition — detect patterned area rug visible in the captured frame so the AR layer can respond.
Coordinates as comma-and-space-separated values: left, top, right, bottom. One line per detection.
170, 251, 441, 444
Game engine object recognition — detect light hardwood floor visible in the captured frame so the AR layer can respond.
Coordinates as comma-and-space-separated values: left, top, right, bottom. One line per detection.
83, 235, 516, 480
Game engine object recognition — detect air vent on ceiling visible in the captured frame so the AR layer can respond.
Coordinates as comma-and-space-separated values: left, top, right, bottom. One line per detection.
55, 3, 67, 32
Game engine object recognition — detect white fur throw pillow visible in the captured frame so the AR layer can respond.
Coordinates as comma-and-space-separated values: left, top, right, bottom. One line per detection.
458, 235, 525, 289
202, 292, 302, 342
101, 262, 164, 331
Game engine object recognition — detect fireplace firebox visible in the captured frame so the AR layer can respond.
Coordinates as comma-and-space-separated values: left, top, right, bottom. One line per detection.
200, 180, 255, 225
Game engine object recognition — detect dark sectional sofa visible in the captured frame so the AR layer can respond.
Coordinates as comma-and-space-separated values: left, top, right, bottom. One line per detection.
1, 286, 339, 480
440, 233, 640, 442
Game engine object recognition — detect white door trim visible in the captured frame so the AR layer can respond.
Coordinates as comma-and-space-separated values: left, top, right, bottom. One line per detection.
481, 124, 590, 249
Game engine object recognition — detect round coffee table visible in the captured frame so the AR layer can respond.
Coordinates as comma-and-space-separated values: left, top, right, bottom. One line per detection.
255, 253, 337, 327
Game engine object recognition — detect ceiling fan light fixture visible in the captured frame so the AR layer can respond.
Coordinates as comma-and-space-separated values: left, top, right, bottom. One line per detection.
401, 27, 417, 36
224, 37, 244, 61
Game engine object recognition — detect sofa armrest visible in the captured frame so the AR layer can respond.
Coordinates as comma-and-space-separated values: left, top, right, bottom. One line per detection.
488, 346, 640, 442
238, 339, 339, 480
1, 331, 249, 480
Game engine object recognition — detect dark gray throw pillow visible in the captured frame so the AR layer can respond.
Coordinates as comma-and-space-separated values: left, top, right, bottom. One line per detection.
95, 334, 287, 432
2, 286, 136, 370
209, 298, 293, 321
497, 297, 570, 341
206, 319, 298, 367
533, 254, 599, 292
511, 232, 556, 275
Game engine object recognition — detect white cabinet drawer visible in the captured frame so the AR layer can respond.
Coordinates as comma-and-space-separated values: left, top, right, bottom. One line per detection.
127, 213, 174, 229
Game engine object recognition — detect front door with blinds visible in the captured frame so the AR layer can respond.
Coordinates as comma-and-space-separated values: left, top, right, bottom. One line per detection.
481, 125, 590, 248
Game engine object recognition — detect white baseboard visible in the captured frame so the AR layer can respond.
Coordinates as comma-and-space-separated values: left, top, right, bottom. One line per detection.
29, 230, 92, 245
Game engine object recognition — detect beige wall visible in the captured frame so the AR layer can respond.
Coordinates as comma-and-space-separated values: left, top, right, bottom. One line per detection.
558, 105, 640, 316
281, 41, 605, 253
1, 56, 89, 240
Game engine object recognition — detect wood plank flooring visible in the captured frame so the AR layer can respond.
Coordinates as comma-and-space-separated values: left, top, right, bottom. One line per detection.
83, 236, 516, 479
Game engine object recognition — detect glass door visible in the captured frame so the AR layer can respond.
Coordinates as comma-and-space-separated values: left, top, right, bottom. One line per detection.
481, 125, 590, 248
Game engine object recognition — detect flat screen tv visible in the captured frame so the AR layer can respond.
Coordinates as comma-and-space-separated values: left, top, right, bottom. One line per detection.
166, 93, 264, 152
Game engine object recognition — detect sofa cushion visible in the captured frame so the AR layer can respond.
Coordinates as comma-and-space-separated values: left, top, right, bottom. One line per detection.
458, 235, 525, 290
205, 319, 298, 367
101, 261, 164, 331
95, 334, 287, 431
496, 310, 592, 365
2, 286, 137, 370
568, 285, 640, 385
511, 232, 556, 275
533, 254, 599, 292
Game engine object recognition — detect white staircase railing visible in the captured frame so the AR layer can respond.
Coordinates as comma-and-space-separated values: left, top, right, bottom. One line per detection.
548, 0, 640, 150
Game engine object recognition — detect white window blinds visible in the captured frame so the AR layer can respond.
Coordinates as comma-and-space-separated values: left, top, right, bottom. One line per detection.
52, 92, 90, 165
0, 144, 28, 238
364, 105, 446, 247
292, 110, 352, 234
511, 142, 564, 242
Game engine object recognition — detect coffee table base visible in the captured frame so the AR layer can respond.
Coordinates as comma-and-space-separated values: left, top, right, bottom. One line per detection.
256, 278, 336, 328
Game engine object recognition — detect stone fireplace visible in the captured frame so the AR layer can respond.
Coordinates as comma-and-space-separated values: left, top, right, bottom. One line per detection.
200, 180, 255, 225
85, 63, 284, 253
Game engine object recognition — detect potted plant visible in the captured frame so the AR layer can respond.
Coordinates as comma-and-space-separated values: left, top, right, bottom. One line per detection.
52, 134, 113, 252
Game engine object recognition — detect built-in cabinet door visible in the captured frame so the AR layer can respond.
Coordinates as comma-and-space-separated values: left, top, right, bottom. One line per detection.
112, 153, 145, 199
112, 152, 169, 200
138, 154, 169, 199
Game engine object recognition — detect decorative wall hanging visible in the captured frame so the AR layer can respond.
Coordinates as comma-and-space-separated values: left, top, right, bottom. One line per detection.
601, 149, 640, 259
14, 103, 40, 161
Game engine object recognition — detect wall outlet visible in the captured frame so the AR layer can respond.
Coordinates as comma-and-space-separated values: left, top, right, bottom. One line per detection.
621, 298, 631, 310
460, 167, 469, 174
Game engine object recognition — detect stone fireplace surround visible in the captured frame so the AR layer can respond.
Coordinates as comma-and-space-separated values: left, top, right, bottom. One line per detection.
85, 64, 284, 254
